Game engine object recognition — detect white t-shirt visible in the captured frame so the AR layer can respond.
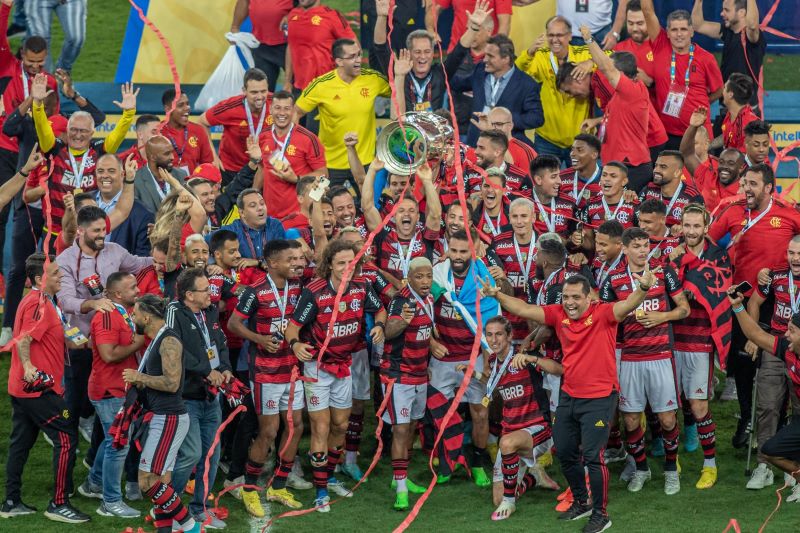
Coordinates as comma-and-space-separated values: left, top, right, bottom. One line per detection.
557, 0, 613, 36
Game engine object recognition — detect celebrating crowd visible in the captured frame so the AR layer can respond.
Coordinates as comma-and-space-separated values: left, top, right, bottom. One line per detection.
1, 0, 799, 532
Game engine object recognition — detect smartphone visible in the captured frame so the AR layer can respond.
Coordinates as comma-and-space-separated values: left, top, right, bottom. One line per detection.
733, 281, 753, 295
309, 177, 330, 202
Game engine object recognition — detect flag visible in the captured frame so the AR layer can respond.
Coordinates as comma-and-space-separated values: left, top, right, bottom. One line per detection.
675, 242, 733, 368
425, 385, 467, 475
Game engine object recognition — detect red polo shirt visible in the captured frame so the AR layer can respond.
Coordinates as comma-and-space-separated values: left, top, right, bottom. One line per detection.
205, 94, 273, 173
88, 308, 138, 401
722, 105, 759, 153
161, 122, 214, 175
599, 75, 651, 166
592, 72, 667, 149
249, 0, 294, 46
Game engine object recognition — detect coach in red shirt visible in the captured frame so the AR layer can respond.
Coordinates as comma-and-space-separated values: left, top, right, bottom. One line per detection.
161, 88, 214, 176
259, 91, 326, 220
482, 269, 655, 531
641, 0, 723, 149
231, 0, 294, 91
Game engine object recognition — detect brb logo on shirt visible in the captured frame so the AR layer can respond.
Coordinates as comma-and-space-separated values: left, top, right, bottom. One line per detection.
499, 385, 524, 401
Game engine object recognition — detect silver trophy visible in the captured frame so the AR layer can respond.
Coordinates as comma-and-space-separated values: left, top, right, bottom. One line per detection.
376, 112, 454, 176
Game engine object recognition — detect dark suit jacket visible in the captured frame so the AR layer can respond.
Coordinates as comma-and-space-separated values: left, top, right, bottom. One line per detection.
134, 166, 186, 215
449, 43, 544, 147
110, 200, 154, 256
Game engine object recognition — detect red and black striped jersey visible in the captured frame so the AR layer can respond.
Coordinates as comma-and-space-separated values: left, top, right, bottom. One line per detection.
382, 287, 434, 385
600, 265, 682, 361
360, 260, 394, 305
502, 163, 534, 200
136, 265, 163, 297
208, 271, 241, 350
235, 278, 302, 384
639, 182, 704, 227
490, 355, 548, 433
433, 274, 473, 362
471, 201, 510, 242
491, 231, 536, 340
591, 254, 626, 290
757, 268, 800, 335
373, 227, 438, 280
531, 193, 578, 238
580, 192, 638, 229
290, 276, 384, 366
559, 167, 603, 210
773, 337, 800, 402
649, 233, 681, 268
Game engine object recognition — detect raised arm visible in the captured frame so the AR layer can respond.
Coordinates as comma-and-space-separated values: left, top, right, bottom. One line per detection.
479, 278, 546, 323
104, 83, 139, 153
729, 291, 775, 353
603, 0, 628, 50
640, 0, 663, 42
581, 25, 620, 87
30, 74, 56, 153
418, 162, 441, 232
679, 106, 708, 174
612, 268, 656, 321
360, 158, 384, 231
230, 0, 249, 33
691, 0, 721, 38
745, 0, 760, 43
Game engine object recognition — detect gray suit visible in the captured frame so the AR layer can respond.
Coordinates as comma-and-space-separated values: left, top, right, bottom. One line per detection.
134, 166, 186, 215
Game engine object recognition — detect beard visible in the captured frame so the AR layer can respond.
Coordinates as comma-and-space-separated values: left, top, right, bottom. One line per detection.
135, 322, 146, 335
535, 264, 545, 280
84, 236, 105, 251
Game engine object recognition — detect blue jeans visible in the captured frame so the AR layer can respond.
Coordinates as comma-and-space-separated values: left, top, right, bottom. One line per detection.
12, 0, 27, 27
26, 0, 87, 72
89, 396, 126, 503
533, 134, 573, 168
171, 398, 222, 516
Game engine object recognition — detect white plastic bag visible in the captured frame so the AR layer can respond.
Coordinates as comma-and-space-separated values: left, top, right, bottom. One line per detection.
196, 32, 260, 111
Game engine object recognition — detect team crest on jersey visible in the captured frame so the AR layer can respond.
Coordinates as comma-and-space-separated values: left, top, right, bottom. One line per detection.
508, 364, 519, 374
771, 217, 782, 228
311, 15, 322, 25
618, 211, 630, 223
360, 88, 370, 98
290, 295, 298, 305
286, 145, 297, 157
584, 315, 593, 326
350, 299, 361, 312
188, 136, 198, 148
209, 284, 220, 297
646, 51, 654, 61
671, 207, 683, 220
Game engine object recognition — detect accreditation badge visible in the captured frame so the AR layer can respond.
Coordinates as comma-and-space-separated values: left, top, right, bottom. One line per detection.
208, 344, 220, 369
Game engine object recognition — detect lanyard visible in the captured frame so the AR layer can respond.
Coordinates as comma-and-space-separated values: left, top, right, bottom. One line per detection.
271, 124, 294, 161
242, 225, 265, 258
244, 100, 267, 138
670, 44, 694, 87
486, 346, 514, 398
729, 199, 773, 249
67, 150, 90, 187
192, 311, 211, 349
43, 292, 68, 326
789, 272, 800, 314
662, 181, 684, 218
394, 232, 420, 278
513, 234, 535, 281
601, 194, 626, 220
596, 253, 622, 288
482, 209, 502, 236
409, 73, 433, 103
532, 189, 556, 233
537, 268, 562, 305
137, 325, 168, 373
408, 286, 435, 325
647, 229, 670, 261
487, 75, 504, 107
549, 52, 560, 75
76, 249, 100, 278
573, 165, 600, 202
21, 66, 29, 99
267, 274, 289, 323
166, 127, 189, 161
114, 303, 136, 333
627, 265, 645, 292
148, 166, 170, 200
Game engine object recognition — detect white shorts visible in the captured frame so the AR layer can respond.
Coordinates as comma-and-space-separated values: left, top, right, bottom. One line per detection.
615, 348, 622, 379
251, 380, 305, 416
491, 424, 553, 483
618, 358, 679, 414
674, 351, 713, 400
542, 373, 561, 411
303, 361, 352, 412
139, 413, 190, 475
381, 382, 427, 425
351, 348, 371, 401
428, 357, 485, 404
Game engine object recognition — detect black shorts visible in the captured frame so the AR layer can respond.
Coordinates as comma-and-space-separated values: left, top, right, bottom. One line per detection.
761, 415, 800, 463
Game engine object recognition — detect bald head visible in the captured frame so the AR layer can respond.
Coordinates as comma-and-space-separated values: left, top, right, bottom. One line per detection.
487, 107, 513, 137
146, 135, 175, 171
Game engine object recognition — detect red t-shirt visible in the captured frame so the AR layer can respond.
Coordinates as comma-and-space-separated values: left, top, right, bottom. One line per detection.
601, 75, 651, 166
161, 122, 214, 175
8, 290, 66, 398
286, 5, 356, 90
542, 301, 619, 398
259, 124, 326, 219
205, 95, 273, 172
615, 38, 656, 83
708, 200, 800, 293
281, 212, 310, 231
438, 0, 512, 52
88, 307, 138, 401
507, 138, 537, 172
592, 71, 667, 149
117, 144, 147, 171
721, 105, 759, 153
693, 157, 739, 213
650, 30, 723, 136
250, 0, 294, 46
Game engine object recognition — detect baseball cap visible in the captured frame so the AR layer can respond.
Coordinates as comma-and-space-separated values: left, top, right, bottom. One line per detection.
191, 163, 222, 184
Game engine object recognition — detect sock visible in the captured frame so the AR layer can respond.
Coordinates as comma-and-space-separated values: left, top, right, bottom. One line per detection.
625, 426, 648, 471
501, 452, 520, 500
608, 424, 622, 450
146, 482, 190, 529
392, 458, 409, 492
696, 412, 717, 467
663, 424, 680, 471
682, 401, 696, 428
345, 450, 358, 465
516, 473, 536, 498
345, 413, 364, 455
309, 451, 328, 496
326, 447, 343, 479
244, 459, 263, 486
645, 408, 662, 440
272, 457, 293, 490
472, 446, 488, 469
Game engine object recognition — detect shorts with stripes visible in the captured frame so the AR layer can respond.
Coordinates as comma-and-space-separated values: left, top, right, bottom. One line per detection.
492, 424, 553, 483
138, 413, 190, 475
618, 358, 679, 414
381, 382, 426, 425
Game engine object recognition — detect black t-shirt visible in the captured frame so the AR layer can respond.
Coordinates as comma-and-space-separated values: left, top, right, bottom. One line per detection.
142, 328, 186, 415
720, 26, 766, 105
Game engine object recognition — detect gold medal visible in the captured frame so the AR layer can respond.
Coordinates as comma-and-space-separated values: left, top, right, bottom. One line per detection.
481, 395, 491, 407
73, 188, 83, 195
635, 308, 646, 319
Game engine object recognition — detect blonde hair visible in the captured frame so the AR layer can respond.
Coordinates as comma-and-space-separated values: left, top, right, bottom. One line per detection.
150, 190, 191, 245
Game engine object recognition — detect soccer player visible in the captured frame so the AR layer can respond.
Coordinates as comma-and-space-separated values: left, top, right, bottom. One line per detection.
472, 168, 510, 240
123, 294, 199, 533
481, 269, 657, 533
560, 134, 602, 210
228, 240, 305, 515
637, 199, 681, 263
286, 239, 387, 512
199, 68, 272, 183
530, 155, 579, 239
160, 88, 214, 175
671, 205, 730, 489
742, 120, 771, 167
117, 114, 160, 170
471, 129, 532, 199
328, 186, 369, 238
592, 220, 626, 290
601, 227, 689, 495
382, 257, 435, 510
718, 73, 758, 152
639, 151, 704, 228
581, 162, 638, 229
478, 316, 553, 521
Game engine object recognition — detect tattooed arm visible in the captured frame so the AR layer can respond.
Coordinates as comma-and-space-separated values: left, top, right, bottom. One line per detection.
123, 336, 183, 393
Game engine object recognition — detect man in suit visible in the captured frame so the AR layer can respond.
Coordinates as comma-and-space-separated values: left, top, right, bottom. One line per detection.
133, 135, 186, 215
449, 34, 544, 147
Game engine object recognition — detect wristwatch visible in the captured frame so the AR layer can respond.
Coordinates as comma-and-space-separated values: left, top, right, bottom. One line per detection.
612, 31, 621, 40
375, 321, 385, 329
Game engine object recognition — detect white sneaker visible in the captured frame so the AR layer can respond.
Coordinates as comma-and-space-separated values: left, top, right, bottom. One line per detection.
664, 471, 680, 495
314, 495, 331, 513
746, 463, 774, 490
603, 447, 627, 464
292, 457, 305, 478
78, 416, 94, 443
0, 326, 12, 347
287, 471, 313, 490
787, 484, 800, 503
627, 469, 651, 492
785, 473, 797, 488
327, 478, 353, 497
620, 455, 636, 482
223, 476, 243, 500
720, 377, 738, 401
